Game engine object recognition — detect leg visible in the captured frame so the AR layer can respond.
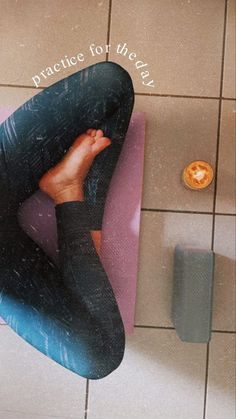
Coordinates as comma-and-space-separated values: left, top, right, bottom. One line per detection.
0, 227, 124, 379
0, 62, 134, 378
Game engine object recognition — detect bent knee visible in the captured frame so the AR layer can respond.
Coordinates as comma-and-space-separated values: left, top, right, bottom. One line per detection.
88, 343, 125, 380
78, 330, 125, 380
92, 60, 134, 96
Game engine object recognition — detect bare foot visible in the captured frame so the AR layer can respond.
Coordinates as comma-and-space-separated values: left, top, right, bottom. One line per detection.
39, 129, 111, 204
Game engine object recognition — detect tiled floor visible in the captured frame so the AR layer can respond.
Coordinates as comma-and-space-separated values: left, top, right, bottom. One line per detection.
0, 1, 235, 419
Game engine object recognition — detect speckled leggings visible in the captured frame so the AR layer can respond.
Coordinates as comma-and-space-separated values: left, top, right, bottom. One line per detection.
0, 61, 134, 379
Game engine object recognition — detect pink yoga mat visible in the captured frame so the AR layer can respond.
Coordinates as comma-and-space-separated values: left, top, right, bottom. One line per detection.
0, 107, 145, 334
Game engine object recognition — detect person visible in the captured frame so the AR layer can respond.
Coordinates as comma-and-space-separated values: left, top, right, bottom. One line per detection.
0, 61, 135, 379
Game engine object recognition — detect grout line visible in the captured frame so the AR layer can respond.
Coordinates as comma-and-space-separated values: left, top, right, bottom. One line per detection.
84, 379, 89, 419
212, 212, 236, 217
204, 2, 228, 418
1, 321, 235, 334
0, 83, 44, 90
141, 208, 236, 216
141, 208, 213, 215
134, 325, 174, 330
135, 93, 235, 101
0, 323, 236, 334
212, 0, 229, 245
211, 0, 229, 243
106, 0, 113, 61
0, 83, 235, 103
203, 343, 210, 419
0, 82, 235, 104
222, 97, 236, 101
134, 324, 236, 334
2, 321, 235, 334
135, 92, 220, 100
211, 126, 221, 246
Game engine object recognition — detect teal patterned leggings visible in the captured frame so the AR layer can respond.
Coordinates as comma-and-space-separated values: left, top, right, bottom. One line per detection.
0, 61, 134, 379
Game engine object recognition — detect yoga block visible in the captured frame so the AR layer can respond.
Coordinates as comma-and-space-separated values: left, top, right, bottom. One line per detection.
171, 245, 215, 343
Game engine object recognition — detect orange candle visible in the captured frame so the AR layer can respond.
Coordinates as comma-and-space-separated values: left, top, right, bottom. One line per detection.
182, 160, 214, 190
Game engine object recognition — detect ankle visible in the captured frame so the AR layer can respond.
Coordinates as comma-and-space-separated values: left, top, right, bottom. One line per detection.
53, 185, 85, 204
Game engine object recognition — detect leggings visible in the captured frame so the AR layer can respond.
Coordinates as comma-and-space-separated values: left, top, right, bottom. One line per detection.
0, 61, 134, 379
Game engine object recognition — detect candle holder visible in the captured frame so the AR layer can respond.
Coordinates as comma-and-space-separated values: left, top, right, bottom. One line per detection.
182, 160, 214, 190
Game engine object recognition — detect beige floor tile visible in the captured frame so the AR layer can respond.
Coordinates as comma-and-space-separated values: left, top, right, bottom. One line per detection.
88, 328, 206, 419
134, 95, 218, 211
0, 0, 109, 87
223, 0, 236, 98
135, 211, 212, 327
206, 332, 236, 419
0, 326, 85, 419
109, 0, 225, 96
212, 215, 236, 331
0, 86, 38, 108
216, 100, 236, 214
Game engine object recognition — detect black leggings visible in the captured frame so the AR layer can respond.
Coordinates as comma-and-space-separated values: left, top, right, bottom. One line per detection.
0, 61, 134, 379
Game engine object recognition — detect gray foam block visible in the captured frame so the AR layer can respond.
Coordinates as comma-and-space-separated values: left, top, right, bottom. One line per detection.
171, 245, 215, 343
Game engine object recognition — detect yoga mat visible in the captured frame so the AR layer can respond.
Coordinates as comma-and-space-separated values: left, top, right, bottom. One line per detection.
0, 107, 145, 334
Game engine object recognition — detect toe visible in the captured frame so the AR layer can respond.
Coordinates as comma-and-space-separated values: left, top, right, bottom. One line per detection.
96, 129, 104, 138
90, 129, 97, 137
92, 137, 111, 155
